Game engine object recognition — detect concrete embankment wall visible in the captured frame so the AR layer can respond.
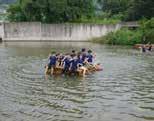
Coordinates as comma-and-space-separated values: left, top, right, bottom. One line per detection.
0, 23, 4, 39
2, 22, 121, 42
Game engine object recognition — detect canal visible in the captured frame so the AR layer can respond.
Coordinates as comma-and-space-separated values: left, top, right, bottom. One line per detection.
0, 42, 154, 121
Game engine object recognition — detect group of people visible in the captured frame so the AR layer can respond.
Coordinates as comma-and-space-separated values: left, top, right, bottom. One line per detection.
45, 48, 102, 76
141, 43, 153, 53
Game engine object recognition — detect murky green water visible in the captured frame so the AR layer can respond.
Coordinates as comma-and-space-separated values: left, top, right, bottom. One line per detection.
0, 42, 154, 121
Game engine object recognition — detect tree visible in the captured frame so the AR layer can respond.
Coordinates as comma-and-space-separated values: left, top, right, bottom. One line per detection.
7, 3, 26, 21
126, 0, 154, 20
7, 0, 95, 23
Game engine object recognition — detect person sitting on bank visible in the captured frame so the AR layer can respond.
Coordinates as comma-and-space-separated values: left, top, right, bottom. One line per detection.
141, 44, 146, 53
148, 43, 152, 52
45, 51, 57, 75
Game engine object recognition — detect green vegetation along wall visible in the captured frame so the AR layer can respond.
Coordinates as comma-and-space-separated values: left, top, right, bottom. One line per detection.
91, 18, 154, 45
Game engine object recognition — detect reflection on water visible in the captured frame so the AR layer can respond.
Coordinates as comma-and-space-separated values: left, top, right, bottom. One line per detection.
0, 42, 154, 121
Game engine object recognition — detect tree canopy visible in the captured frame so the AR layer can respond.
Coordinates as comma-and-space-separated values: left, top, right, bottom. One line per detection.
7, 0, 94, 23
7, 0, 154, 22
97, 0, 154, 21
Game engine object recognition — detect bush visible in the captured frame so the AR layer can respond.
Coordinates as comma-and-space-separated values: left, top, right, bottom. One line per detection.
91, 18, 154, 45
71, 17, 121, 24
139, 18, 154, 44
91, 28, 143, 45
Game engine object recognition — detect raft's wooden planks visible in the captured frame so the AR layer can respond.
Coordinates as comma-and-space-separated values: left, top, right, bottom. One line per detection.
46, 66, 98, 76
134, 44, 154, 49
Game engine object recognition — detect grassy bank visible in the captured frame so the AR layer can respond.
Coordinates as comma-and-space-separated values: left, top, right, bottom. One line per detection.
91, 28, 143, 45
91, 18, 154, 45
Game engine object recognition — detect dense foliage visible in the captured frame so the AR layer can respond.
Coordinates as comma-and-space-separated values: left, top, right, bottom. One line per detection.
97, 0, 154, 21
6, 0, 154, 22
7, 0, 94, 23
91, 18, 154, 45
140, 18, 154, 44
91, 28, 142, 45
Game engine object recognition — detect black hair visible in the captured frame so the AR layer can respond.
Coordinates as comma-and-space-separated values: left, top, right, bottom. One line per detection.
72, 50, 76, 53
56, 53, 60, 56
81, 48, 86, 52
88, 50, 92, 53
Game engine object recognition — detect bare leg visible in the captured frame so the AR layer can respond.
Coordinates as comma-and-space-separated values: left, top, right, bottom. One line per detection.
50, 67, 54, 75
45, 65, 49, 75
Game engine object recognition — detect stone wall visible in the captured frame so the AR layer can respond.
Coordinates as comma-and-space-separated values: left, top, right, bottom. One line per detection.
0, 22, 4, 39
2, 22, 121, 41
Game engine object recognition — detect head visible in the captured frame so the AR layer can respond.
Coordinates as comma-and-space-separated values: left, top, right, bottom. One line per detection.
72, 50, 76, 53
88, 50, 92, 54
81, 48, 86, 52
56, 53, 60, 58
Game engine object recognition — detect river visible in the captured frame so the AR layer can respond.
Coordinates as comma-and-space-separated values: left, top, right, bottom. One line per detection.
0, 42, 154, 121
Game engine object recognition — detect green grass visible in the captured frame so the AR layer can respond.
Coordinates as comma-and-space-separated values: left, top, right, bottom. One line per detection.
91, 28, 143, 45
70, 17, 121, 25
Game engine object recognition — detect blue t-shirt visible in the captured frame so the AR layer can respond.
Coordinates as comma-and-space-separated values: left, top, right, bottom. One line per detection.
70, 59, 78, 71
77, 58, 83, 65
82, 53, 87, 62
64, 58, 71, 69
49, 56, 57, 65
87, 54, 93, 63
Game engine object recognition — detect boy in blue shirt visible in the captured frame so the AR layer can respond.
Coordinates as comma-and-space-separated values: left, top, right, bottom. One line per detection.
63, 54, 71, 74
77, 53, 88, 76
86, 50, 93, 63
81, 48, 87, 62
45, 51, 57, 75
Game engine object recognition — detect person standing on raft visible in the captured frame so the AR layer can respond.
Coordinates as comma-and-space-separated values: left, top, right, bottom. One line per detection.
45, 51, 57, 75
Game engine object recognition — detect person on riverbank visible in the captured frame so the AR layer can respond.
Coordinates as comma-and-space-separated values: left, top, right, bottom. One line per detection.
148, 43, 152, 52
141, 45, 146, 53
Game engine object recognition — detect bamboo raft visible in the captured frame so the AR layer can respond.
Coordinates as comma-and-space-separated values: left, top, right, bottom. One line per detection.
134, 44, 154, 49
46, 65, 102, 76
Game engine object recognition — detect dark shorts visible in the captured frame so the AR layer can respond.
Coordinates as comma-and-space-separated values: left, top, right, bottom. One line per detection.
48, 63, 56, 69
63, 67, 69, 73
